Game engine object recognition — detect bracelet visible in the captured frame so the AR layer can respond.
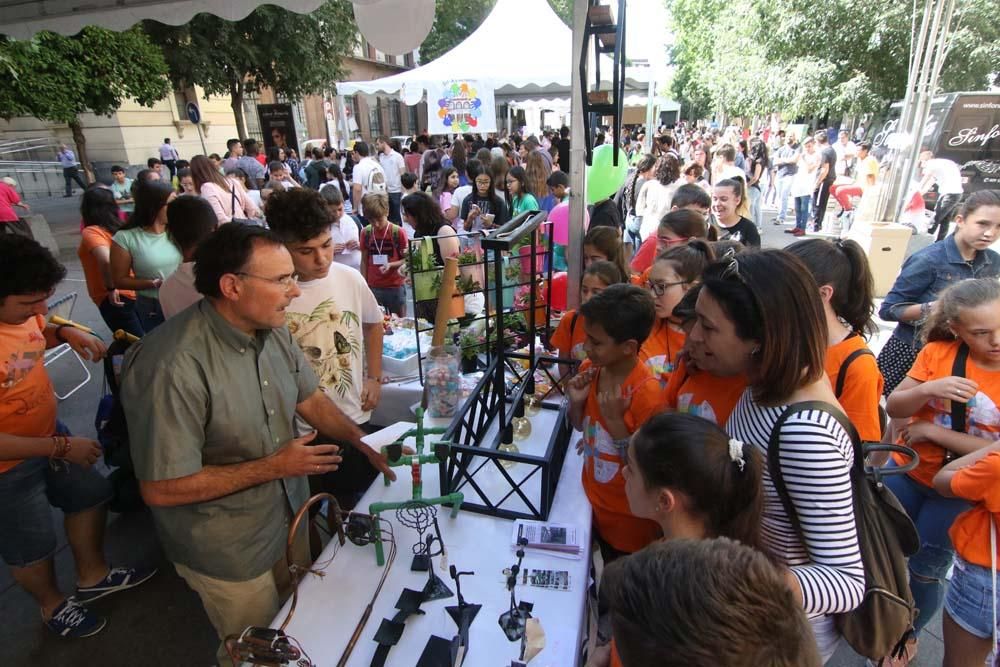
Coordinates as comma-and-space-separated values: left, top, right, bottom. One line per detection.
55, 325, 70, 343
50, 435, 71, 460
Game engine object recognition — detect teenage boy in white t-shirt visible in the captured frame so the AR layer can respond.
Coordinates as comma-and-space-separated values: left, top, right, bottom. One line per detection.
265, 187, 384, 510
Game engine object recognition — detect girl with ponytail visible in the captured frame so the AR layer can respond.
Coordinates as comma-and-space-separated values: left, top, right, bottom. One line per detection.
786, 238, 884, 442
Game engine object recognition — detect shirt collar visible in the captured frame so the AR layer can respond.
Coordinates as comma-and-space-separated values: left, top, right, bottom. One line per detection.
942, 234, 994, 269
200, 299, 269, 354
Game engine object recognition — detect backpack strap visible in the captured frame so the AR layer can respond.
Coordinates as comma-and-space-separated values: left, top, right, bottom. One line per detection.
569, 311, 580, 338
834, 345, 876, 398
950, 342, 969, 434
767, 401, 862, 542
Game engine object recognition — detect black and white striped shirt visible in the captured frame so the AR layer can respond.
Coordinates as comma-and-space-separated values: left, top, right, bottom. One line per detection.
726, 391, 865, 657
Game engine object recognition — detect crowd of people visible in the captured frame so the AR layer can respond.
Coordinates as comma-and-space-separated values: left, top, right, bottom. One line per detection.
1, 122, 999, 667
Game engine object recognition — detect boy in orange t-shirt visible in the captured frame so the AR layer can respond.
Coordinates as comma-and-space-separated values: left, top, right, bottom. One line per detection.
549, 260, 625, 367
934, 443, 1000, 663
568, 284, 662, 556
0, 235, 154, 638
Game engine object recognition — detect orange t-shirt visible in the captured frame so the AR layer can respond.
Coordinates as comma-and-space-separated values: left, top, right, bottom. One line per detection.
661, 357, 747, 426
579, 359, 663, 553
0, 315, 57, 474
630, 235, 658, 274
894, 340, 1000, 488
949, 451, 1000, 568
638, 319, 685, 389
550, 310, 587, 362
825, 334, 884, 443
629, 267, 651, 288
78, 226, 137, 305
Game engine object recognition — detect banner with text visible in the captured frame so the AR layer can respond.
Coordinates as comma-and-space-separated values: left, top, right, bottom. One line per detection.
426, 79, 496, 135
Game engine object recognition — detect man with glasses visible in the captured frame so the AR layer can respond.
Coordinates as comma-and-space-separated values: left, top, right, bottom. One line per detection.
120, 223, 394, 665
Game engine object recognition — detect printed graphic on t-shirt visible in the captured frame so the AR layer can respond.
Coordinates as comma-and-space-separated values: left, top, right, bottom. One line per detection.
676, 393, 719, 425
286, 299, 361, 398
2, 329, 44, 389
929, 392, 1000, 439
644, 355, 675, 388
570, 341, 586, 361
582, 416, 620, 483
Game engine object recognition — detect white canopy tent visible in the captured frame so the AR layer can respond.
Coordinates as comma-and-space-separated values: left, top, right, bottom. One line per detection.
337, 0, 651, 105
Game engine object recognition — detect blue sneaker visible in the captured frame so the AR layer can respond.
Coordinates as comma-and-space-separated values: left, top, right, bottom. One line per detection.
75, 565, 158, 603
45, 598, 107, 638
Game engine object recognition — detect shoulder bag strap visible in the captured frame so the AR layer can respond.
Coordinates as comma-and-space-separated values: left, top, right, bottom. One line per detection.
834, 346, 876, 398
767, 400, 862, 542
950, 342, 969, 434
569, 311, 580, 338
231, 185, 238, 217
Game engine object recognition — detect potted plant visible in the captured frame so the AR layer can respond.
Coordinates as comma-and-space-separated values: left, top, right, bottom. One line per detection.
458, 327, 485, 373
514, 280, 547, 333
456, 273, 481, 295
411, 237, 442, 302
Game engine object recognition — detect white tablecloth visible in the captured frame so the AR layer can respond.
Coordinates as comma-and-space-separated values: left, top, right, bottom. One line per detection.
271, 413, 591, 667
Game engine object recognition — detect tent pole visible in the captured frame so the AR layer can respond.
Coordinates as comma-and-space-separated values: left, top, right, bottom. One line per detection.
644, 76, 656, 152
336, 95, 350, 150
567, 0, 588, 311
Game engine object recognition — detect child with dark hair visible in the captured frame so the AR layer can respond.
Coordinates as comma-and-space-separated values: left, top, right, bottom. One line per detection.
160, 196, 218, 319
568, 284, 661, 558
549, 260, 626, 365
400, 172, 419, 196
787, 238, 883, 441
603, 539, 822, 667
539, 170, 569, 214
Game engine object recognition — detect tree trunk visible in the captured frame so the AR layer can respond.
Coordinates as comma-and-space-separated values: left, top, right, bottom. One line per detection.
230, 80, 247, 142
69, 117, 94, 184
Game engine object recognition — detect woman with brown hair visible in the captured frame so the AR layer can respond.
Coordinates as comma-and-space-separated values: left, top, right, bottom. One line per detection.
523, 150, 550, 202
635, 155, 682, 240
189, 154, 260, 225
692, 249, 864, 661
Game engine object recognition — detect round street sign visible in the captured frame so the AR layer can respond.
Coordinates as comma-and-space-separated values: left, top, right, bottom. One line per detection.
186, 102, 201, 125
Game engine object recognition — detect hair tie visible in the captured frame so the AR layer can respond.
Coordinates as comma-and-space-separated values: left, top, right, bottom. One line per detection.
728, 438, 746, 472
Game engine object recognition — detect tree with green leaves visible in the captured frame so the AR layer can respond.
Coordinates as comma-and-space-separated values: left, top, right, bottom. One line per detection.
0, 27, 170, 181
420, 0, 572, 62
143, 1, 357, 141
666, 0, 999, 121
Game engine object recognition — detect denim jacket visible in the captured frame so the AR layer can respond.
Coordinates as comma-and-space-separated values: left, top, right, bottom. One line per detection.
879, 235, 999, 347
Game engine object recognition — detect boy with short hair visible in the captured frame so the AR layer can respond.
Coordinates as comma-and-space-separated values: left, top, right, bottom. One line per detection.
539, 171, 569, 214
400, 172, 420, 196
567, 284, 661, 557
265, 188, 385, 509
359, 193, 408, 316
160, 196, 218, 318
110, 166, 134, 213
603, 538, 822, 667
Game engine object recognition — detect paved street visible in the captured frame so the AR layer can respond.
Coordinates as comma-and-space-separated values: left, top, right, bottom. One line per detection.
0, 194, 942, 666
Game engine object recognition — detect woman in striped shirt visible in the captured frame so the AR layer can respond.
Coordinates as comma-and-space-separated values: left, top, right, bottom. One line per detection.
689, 249, 865, 660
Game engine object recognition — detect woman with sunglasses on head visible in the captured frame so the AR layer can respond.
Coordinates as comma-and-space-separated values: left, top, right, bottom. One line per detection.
693, 249, 864, 661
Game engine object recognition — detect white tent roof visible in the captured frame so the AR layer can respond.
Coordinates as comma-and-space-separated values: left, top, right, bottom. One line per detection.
338, 0, 651, 101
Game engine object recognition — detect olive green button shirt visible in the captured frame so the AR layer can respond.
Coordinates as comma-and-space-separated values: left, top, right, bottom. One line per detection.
120, 299, 319, 581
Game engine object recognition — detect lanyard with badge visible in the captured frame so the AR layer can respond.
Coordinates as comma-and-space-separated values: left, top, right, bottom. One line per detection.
372, 225, 391, 266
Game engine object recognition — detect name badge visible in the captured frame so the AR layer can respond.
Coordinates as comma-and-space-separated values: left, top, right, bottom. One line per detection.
373, 254, 389, 266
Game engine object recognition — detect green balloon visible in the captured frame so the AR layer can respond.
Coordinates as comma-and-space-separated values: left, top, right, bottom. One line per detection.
586, 144, 629, 204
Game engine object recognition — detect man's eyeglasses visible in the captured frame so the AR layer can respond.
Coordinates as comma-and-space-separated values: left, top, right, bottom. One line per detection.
236, 272, 299, 292
646, 279, 687, 297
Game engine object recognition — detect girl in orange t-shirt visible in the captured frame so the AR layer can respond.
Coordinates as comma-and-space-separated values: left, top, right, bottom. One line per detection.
549, 261, 625, 367
933, 442, 1000, 666
885, 277, 1000, 635
787, 238, 884, 442
597, 412, 765, 667
639, 240, 714, 388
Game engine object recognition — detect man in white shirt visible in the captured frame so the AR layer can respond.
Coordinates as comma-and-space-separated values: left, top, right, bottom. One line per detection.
832, 130, 857, 179
350, 141, 385, 221
919, 148, 964, 241
265, 187, 385, 508
319, 188, 361, 272
160, 196, 217, 319
159, 138, 180, 180
376, 136, 406, 224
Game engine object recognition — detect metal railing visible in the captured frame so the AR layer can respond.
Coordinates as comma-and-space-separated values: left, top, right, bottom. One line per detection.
0, 161, 71, 198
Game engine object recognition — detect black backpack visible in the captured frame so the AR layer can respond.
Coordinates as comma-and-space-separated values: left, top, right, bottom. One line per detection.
95, 336, 144, 513
767, 401, 920, 661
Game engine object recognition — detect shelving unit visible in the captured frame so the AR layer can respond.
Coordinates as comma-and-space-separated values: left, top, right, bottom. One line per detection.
578, 0, 628, 166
